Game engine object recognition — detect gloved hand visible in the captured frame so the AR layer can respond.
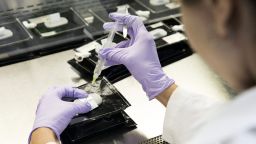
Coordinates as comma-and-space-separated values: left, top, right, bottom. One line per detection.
99, 13, 175, 100
29, 87, 92, 141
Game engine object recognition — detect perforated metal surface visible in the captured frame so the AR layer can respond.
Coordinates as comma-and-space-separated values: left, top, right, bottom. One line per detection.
140, 135, 170, 144
0, 0, 123, 19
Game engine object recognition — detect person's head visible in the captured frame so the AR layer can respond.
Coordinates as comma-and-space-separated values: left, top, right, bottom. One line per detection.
179, 0, 256, 92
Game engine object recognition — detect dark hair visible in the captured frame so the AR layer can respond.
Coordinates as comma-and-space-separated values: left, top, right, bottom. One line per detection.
247, 0, 256, 12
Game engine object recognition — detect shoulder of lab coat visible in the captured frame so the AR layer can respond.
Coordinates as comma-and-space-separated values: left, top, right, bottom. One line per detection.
162, 86, 256, 144
162, 87, 227, 144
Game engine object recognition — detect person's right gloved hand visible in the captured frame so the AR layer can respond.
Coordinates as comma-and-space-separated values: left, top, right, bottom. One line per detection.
29, 86, 93, 143
99, 13, 175, 100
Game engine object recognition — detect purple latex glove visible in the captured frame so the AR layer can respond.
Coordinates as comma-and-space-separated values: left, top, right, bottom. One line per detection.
29, 86, 92, 141
99, 13, 175, 100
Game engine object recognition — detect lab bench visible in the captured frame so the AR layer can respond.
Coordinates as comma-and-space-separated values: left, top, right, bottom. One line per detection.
0, 0, 230, 143
0, 51, 230, 144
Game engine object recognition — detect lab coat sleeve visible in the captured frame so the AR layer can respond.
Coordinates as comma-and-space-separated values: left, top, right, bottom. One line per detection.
162, 87, 226, 144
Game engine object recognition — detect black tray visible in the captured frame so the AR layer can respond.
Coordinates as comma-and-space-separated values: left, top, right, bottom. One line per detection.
69, 41, 192, 83
61, 77, 135, 144
63, 77, 131, 126
61, 111, 137, 144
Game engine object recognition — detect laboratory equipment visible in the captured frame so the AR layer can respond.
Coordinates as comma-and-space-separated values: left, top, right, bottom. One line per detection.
92, 24, 117, 83
149, 28, 168, 40
165, 2, 181, 10
136, 10, 151, 19
69, 33, 128, 83
115, 5, 130, 38
0, 27, 13, 40
74, 42, 103, 62
0, 19, 31, 49
26, 8, 85, 38
44, 13, 69, 28
137, 11, 151, 21
84, 15, 94, 24
74, 93, 103, 110
0, 0, 182, 66
89, 4, 134, 23
74, 51, 91, 62
135, 0, 176, 13
23, 21, 37, 29
162, 32, 187, 44
68, 17, 192, 84
146, 22, 186, 48
163, 17, 182, 29
150, 0, 170, 6
171, 24, 185, 32
60, 77, 136, 144
92, 5, 129, 84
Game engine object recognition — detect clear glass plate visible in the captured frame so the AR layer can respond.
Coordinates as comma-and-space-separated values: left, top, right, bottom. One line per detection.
28, 8, 86, 38
135, 0, 179, 13
0, 20, 31, 48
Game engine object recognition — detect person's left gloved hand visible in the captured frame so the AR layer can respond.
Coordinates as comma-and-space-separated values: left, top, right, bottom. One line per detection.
99, 13, 174, 100
29, 87, 92, 141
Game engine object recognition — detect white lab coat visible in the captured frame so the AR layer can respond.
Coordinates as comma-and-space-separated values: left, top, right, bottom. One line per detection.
162, 87, 256, 144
